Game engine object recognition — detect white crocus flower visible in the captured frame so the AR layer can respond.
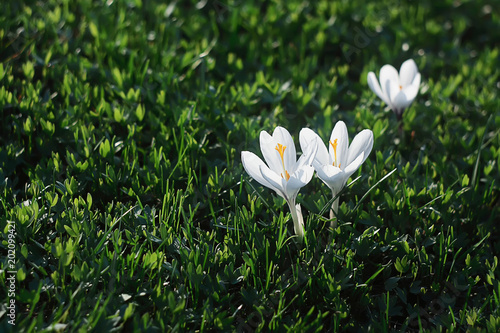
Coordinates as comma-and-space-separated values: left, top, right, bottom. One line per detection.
300, 121, 373, 227
367, 59, 421, 120
241, 126, 317, 240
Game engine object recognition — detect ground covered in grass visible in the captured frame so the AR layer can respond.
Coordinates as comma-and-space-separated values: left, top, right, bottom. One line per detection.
1, 0, 499, 331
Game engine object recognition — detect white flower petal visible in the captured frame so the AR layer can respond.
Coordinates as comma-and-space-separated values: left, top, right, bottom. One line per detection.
306, 140, 319, 166
259, 164, 286, 199
347, 129, 373, 166
329, 121, 349, 168
300, 128, 329, 167
343, 152, 365, 182
295, 153, 309, 173
367, 71, 390, 105
402, 83, 419, 106
272, 126, 296, 172
379, 64, 400, 104
399, 59, 419, 88
387, 80, 402, 106
259, 130, 282, 174
296, 136, 318, 172
400, 72, 421, 106
293, 164, 315, 184
286, 165, 314, 199
412, 72, 421, 87
392, 89, 411, 111
316, 164, 346, 193
241, 151, 282, 195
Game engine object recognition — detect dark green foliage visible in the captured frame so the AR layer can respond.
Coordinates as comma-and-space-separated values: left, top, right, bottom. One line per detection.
0, 0, 499, 331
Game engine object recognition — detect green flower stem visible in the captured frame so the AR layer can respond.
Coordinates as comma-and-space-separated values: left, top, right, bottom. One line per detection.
330, 192, 339, 229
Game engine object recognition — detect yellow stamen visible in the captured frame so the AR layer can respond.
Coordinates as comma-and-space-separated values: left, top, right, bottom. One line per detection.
275, 143, 286, 159
329, 139, 340, 167
275, 143, 290, 181
399, 85, 403, 90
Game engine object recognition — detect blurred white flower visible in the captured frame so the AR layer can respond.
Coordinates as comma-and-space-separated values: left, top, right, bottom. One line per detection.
241, 126, 317, 239
300, 121, 373, 227
367, 59, 421, 120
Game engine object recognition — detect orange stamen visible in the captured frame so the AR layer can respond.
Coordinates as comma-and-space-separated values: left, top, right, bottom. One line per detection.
275, 143, 290, 181
329, 139, 340, 167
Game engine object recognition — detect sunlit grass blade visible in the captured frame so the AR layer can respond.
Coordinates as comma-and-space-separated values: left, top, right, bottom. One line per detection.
318, 175, 361, 217
471, 114, 493, 189
353, 168, 397, 211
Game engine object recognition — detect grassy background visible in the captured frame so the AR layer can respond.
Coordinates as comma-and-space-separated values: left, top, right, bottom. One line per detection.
1, 0, 499, 331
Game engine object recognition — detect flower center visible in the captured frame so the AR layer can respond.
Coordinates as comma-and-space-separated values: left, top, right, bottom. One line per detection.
275, 143, 290, 181
399, 85, 402, 90
329, 139, 340, 167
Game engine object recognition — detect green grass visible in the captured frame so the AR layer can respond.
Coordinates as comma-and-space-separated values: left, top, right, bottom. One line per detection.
1, 0, 499, 331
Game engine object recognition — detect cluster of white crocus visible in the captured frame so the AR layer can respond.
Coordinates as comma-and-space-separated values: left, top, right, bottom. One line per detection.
242, 59, 419, 240
241, 123, 373, 240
